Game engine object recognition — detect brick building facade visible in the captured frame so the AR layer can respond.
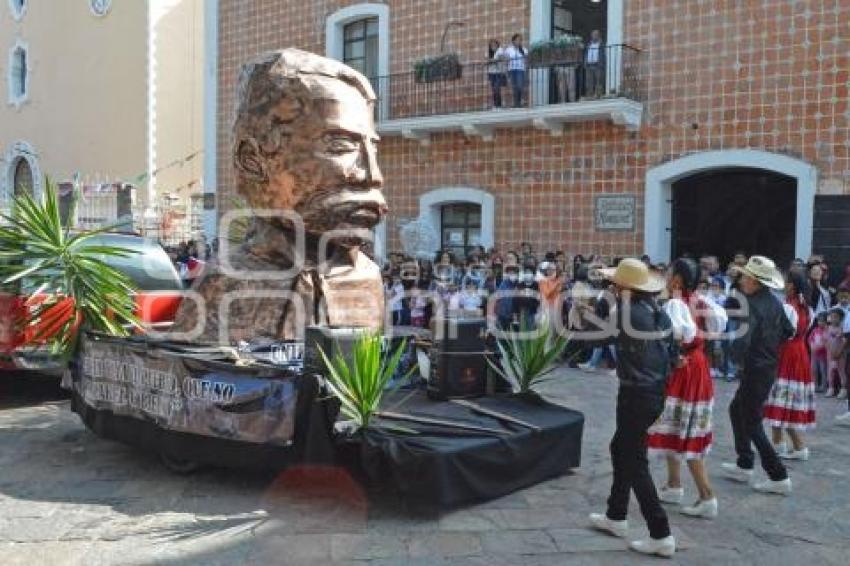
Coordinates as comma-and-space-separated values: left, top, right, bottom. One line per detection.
208, 0, 850, 269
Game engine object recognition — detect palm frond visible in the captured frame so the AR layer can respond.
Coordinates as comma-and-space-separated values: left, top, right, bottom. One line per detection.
489, 315, 569, 393
318, 333, 411, 430
0, 178, 141, 360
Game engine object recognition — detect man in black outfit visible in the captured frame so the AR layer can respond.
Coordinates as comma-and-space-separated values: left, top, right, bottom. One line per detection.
588, 258, 678, 558
723, 255, 795, 494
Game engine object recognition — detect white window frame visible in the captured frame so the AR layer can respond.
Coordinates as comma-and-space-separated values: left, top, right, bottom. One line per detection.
8, 39, 30, 108
8, 0, 26, 21
419, 187, 496, 256
325, 3, 390, 121
2, 140, 43, 208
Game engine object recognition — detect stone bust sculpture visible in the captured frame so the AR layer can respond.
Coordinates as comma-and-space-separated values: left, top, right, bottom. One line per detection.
171, 48, 387, 345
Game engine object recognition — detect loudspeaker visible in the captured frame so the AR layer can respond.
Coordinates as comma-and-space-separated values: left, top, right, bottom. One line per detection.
431, 317, 487, 353
427, 350, 489, 400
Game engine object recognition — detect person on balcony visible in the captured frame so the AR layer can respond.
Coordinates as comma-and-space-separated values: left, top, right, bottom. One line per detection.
584, 29, 606, 99
487, 39, 507, 109
503, 33, 527, 107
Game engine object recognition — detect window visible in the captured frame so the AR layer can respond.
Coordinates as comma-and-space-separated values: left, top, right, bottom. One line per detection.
9, 43, 28, 105
8, 0, 26, 20
343, 17, 379, 80
440, 203, 482, 259
12, 157, 32, 197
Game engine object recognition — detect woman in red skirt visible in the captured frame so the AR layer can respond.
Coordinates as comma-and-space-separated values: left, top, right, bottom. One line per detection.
764, 271, 815, 460
648, 258, 724, 519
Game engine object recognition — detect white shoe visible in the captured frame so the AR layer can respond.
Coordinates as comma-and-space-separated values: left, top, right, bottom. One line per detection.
835, 411, 850, 425
721, 462, 754, 483
838, 390, 848, 399
629, 536, 677, 558
578, 362, 595, 372
780, 447, 809, 461
753, 477, 792, 495
588, 513, 629, 538
658, 485, 684, 504
826, 388, 837, 397
710, 368, 721, 378
681, 497, 718, 519
773, 442, 789, 457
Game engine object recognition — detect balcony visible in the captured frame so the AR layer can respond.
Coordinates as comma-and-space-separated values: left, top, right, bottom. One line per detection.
374, 44, 644, 145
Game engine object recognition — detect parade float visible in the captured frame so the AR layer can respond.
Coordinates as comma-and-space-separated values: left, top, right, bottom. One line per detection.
2, 49, 583, 509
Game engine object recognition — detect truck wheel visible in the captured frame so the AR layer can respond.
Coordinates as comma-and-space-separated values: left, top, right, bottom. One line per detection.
159, 451, 201, 475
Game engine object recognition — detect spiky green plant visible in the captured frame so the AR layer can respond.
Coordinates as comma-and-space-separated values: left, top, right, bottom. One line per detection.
0, 178, 140, 357
318, 333, 413, 430
487, 315, 568, 394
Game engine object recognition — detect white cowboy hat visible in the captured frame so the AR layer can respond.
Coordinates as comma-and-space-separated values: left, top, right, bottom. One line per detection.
599, 257, 665, 293
734, 255, 785, 290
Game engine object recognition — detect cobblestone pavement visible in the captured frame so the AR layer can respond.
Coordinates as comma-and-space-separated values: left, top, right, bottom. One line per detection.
1, 369, 848, 565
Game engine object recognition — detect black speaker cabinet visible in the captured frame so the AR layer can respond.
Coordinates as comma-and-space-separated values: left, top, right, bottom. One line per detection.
431, 317, 487, 353
427, 350, 489, 400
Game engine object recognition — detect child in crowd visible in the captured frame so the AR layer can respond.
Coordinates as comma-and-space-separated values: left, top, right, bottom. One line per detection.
826, 308, 847, 398
808, 312, 829, 393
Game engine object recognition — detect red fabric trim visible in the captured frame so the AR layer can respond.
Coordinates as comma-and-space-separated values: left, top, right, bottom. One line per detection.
763, 406, 816, 424
647, 432, 713, 455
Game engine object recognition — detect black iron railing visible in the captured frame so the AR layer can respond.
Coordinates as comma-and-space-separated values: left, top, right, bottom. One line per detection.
372, 44, 644, 122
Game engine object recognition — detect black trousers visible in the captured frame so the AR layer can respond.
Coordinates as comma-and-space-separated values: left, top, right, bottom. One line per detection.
729, 371, 788, 481
606, 388, 671, 540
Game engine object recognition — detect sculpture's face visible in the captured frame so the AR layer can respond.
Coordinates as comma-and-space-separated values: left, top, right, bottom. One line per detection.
236, 77, 386, 236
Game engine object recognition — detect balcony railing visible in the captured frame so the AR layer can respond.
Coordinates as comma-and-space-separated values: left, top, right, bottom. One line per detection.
373, 44, 643, 122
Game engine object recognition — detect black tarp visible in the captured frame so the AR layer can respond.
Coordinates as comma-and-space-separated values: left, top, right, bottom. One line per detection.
356, 392, 584, 508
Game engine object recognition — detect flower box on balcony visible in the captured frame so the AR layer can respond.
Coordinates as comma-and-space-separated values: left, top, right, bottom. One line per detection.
528, 36, 584, 67
414, 53, 463, 84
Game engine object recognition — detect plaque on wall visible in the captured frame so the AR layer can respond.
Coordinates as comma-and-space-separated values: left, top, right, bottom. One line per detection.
595, 195, 636, 232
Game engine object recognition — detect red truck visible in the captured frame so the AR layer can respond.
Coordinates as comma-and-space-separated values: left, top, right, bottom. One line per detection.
0, 233, 184, 375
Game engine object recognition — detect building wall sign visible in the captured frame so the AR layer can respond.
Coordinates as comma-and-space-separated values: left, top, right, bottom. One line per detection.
595, 194, 635, 231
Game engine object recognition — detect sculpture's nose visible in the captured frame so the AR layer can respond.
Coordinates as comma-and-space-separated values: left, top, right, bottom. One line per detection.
355, 140, 383, 187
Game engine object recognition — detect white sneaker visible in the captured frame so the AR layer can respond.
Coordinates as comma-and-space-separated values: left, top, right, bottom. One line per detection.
658, 485, 684, 504
721, 462, 754, 483
773, 442, 789, 457
835, 411, 850, 425
753, 477, 792, 495
681, 497, 718, 519
710, 368, 721, 378
578, 362, 596, 372
780, 447, 809, 461
588, 513, 629, 538
826, 388, 837, 397
838, 390, 848, 399
629, 536, 677, 558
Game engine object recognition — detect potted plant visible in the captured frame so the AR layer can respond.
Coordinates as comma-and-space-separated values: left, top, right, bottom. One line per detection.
528, 34, 584, 67
0, 179, 140, 358
413, 52, 463, 83
486, 316, 568, 401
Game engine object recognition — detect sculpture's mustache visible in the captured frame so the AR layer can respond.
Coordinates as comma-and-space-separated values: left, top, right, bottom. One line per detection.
298, 187, 388, 228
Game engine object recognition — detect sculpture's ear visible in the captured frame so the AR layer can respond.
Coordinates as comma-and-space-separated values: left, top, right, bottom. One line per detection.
234, 137, 267, 181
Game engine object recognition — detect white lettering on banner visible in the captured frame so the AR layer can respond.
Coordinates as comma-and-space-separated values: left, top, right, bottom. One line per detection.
183, 377, 235, 404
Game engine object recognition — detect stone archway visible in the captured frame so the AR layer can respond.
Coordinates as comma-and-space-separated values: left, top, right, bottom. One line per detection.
419, 187, 495, 256
644, 150, 817, 263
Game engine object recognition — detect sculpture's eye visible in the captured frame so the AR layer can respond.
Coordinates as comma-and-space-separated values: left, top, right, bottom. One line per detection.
324, 134, 359, 154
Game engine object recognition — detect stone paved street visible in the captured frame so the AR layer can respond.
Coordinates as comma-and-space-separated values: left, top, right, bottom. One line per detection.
1, 369, 848, 565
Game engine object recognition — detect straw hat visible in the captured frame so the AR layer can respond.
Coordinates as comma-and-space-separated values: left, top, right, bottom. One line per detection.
734, 255, 785, 290
600, 258, 666, 293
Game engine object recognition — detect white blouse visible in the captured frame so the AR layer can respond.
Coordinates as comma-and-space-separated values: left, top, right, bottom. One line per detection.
664, 298, 698, 344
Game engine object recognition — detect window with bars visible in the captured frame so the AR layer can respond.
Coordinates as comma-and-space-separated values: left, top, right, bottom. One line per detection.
343, 17, 379, 80
440, 203, 482, 259
13, 158, 33, 198
10, 46, 27, 101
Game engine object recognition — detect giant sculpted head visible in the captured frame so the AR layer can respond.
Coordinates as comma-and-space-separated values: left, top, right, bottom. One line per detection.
233, 49, 387, 236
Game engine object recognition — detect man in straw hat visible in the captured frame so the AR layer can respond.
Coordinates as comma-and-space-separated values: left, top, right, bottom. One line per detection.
721, 255, 795, 494
588, 258, 678, 558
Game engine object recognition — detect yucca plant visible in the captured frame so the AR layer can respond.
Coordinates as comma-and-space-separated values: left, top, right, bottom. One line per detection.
318, 333, 414, 431
487, 315, 568, 394
0, 178, 141, 358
